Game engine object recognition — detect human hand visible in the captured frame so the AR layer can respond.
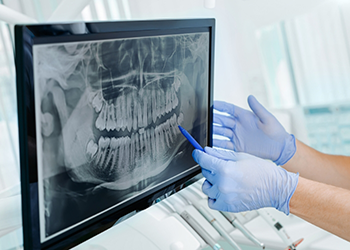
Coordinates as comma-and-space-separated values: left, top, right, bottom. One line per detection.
213, 95, 296, 166
192, 147, 299, 214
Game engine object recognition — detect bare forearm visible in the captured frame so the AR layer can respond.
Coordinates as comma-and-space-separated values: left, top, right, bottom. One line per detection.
290, 177, 350, 241
283, 140, 350, 189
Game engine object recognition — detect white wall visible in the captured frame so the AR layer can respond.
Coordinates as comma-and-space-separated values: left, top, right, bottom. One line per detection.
128, 0, 327, 108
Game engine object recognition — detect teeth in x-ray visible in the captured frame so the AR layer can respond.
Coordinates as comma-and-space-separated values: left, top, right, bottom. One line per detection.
137, 95, 143, 128
174, 78, 181, 92
177, 112, 184, 126
106, 103, 116, 132
170, 113, 178, 136
162, 122, 171, 148
90, 113, 183, 170
142, 92, 148, 127
165, 89, 171, 114
152, 89, 157, 123
150, 127, 156, 160
95, 104, 107, 131
95, 137, 111, 166
93, 80, 180, 132
86, 140, 98, 161
120, 95, 127, 131
92, 91, 104, 113
126, 94, 133, 132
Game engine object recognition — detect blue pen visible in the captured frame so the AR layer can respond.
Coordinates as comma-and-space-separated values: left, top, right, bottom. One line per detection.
178, 125, 204, 151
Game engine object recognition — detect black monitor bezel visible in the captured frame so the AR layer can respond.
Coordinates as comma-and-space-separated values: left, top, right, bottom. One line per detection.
15, 18, 215, 250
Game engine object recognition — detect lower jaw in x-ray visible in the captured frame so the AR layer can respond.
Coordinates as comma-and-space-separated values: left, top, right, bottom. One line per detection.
60, 70, 195, 190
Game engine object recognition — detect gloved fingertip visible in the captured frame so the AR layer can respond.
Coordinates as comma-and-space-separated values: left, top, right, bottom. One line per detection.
247, 95, 258, 107
204, 146, 216, 154
202, 179, 212, 190
208, 198, 215, 208
192, 149, 203, 162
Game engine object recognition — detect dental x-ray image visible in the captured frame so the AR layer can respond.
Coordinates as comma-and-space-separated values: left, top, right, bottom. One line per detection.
33, 32, 209, 240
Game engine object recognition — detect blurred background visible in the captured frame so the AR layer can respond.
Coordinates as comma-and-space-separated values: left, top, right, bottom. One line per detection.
2, 0, 350, 249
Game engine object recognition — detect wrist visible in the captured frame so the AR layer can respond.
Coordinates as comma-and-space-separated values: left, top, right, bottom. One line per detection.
275, 170, 299, 215
274, 134, 296, 166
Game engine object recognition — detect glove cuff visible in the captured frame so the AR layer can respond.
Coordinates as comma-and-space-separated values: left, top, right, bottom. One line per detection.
274, 134, 296, 166
277, 172, 299, 215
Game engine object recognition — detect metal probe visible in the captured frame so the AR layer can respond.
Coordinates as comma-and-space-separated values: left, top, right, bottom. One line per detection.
221, 211, 265, 249
163, 199, 224, 250
178, 191, 242, 250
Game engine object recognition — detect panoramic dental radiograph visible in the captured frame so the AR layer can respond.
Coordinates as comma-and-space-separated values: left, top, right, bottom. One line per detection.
33, 32, 209, 238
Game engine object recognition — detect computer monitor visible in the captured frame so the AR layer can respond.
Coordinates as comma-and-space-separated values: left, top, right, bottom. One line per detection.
15, 19, 215, 249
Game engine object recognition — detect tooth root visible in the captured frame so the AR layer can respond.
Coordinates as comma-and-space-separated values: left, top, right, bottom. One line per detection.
172, 87, 178, 109
174, 78, 181, 92
95, 103, 107, 131
147, 91, 153, 125
154, 127, 160, 160
166, 120, 173, 143
117, 138, 125, 173
143, 94, 148, 127
145, 129, 150, 163
121, 95, 126, 131
116, 97, 122, 131
99, 137, 111, 168
137, 97, 143, 128
124, 137, 131, 173
130, 134, 135, 168
111, 138, 121, 169
105, 137, 118, 166
158, 125, 166, 151
139, 131, 144, 164
86, 140, 98, 161
150, 127, 156, 160
156, 90, 161, 119
126, 94, 133, 132
152, 89, 157, 123
170, 114, 178, 136
135, 133, 140, 164
160, 90, 166, 117
92, 91, 103, 112
162, 123, 171, 148
133, 93, 138, 131
166, 89, 171, 113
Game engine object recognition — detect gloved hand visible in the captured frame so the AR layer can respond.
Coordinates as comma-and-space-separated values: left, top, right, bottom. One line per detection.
192, 147, 299, 214
213, 95, 296, 166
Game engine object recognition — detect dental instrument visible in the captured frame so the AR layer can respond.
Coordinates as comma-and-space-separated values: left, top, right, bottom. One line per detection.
178, 125, 204, 151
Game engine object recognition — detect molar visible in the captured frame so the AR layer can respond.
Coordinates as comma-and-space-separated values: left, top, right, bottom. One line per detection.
92, 91, 104, 113
86, 140, 98, 161
115, 96, 122, 131
95, 103, 107, 131
106, 103, 116, 132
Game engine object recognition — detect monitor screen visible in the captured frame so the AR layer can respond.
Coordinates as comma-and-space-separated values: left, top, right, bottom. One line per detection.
15, 19, 214, 249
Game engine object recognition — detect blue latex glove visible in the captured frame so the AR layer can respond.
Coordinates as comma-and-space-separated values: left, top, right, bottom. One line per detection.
192, 147, 299, 215
213, 95, 296, 166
